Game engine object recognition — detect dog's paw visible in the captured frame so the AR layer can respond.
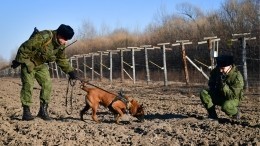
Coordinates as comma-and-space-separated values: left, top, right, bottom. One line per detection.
120, 121, 130, 125
79, 114, 84, 121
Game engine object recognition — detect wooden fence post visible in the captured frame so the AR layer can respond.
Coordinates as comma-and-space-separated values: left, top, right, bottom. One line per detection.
127, 47, 141, 84
98, 51, 104, 81
109, 51, 113, 84
117, 48, 127, 83
157, 43, 171, 86
232, 33, 256, 91
70, 56, 77, 79
89, 53, 99, 81
82, 54, 91, 79
98, 51, 109, 81
140, 45, 153, 84
50, 62, 55, 78
172, 40, 192, 85
198, 36, 220, 70
54, 62, 59, 79
83, 54, 87, 79
106, 50, 120, 84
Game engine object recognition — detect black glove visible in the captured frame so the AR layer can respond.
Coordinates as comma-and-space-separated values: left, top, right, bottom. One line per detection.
11, 60, 21, 69
220, 73, 227, 81
68, 70, 77, 80
219, 73, 227, 87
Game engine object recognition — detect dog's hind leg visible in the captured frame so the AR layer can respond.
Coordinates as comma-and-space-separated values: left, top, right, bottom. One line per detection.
115, 114, 121, 124
80, 103, 90, 121
91, 104, 100, 123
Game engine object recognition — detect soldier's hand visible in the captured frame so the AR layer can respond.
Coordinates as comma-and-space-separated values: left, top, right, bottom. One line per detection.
11, 60, 21, 69
220, 73, 227, 81
219, 73, 227, 87
68, 70, 77, 80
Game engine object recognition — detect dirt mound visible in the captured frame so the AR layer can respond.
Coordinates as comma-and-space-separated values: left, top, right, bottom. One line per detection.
0, 77, 259, 145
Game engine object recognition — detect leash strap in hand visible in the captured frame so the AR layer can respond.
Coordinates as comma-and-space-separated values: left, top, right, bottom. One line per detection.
65, 79, 76, 115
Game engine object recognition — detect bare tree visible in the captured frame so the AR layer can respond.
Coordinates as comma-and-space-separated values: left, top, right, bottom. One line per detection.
77, 20, 97, 40
99, 22, 111, 37
176, 2, 208, 38
0, 56, 8, 70
218, 0, 259, 34
176, 2, 204, 21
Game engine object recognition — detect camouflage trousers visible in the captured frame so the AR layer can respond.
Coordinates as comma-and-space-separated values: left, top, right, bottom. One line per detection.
200, 89, 240, 116
20, 64, 52, 107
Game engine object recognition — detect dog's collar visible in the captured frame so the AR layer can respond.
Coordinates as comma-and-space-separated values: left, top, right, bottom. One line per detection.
117, 94, 128, 105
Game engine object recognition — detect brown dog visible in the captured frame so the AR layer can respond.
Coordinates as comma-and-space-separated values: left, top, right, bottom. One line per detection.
80, 84, 144, 124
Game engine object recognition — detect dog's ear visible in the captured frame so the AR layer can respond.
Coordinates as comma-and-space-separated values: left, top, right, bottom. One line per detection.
127, 102, 132, 109
128, 97, 133, 102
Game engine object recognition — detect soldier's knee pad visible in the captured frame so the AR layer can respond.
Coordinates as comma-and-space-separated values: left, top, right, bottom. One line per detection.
222, 100, 236, 115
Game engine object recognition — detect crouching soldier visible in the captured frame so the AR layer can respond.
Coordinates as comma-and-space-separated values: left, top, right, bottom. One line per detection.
11, 24, 77, 121
200, 55, 244, 120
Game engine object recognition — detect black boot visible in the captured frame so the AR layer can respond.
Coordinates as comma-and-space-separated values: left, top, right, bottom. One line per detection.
22, 106, 34, 121
37, 102, 51, 121
207, 106, 218, 120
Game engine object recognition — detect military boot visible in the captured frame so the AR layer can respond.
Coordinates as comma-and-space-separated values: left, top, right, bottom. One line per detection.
22, 106, 34, 121
207, 106, 218, 120
37, 102, 51, 121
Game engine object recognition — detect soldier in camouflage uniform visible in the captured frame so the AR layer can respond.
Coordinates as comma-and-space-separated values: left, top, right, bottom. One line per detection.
200, 55, 244, 120
11, 24, 77, 121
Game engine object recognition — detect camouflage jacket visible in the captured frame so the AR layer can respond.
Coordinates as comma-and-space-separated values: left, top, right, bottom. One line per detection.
208, 65, 244, 100
15, 30, 73, 73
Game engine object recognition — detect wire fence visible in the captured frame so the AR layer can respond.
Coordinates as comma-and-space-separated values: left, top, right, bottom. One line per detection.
1, 39, 259, 92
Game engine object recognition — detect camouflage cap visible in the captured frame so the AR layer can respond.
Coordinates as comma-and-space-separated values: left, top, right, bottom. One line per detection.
57, 24, 74, 40
216, 55, 234, 67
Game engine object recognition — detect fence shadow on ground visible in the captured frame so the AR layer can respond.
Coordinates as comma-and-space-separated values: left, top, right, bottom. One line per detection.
144, 113, 188, 120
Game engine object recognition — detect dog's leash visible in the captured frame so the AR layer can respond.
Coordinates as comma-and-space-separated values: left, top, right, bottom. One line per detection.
79, 79, 117, 96
65, 79, 77, 115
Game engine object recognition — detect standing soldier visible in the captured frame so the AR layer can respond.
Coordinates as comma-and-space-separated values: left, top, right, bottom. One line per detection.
11, 24, 77, 121
200, 55, 244, 120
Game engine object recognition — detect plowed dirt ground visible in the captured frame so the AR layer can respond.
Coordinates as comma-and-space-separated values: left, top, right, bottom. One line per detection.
0, 77, 259, 145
